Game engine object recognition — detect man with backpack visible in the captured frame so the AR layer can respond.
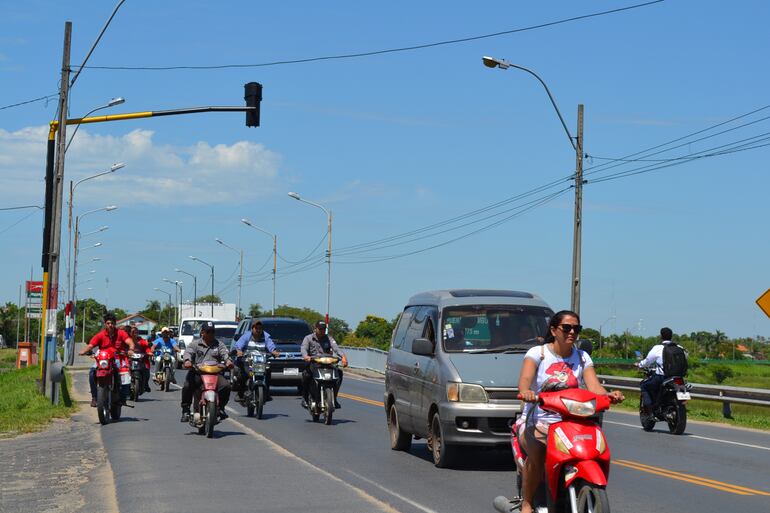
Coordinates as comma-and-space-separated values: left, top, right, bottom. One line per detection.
638, 327, 688, 413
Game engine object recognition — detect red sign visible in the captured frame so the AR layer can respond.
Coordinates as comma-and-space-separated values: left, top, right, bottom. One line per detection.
26, 281, 43, 293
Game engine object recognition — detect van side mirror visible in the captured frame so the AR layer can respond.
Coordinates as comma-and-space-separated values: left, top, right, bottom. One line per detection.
412, 338, 434, 356
576, 339, 593, 356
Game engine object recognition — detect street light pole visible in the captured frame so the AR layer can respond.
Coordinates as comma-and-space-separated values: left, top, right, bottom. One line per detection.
215, 238, 243, 320
288, 192, 332, 327
175, 269, 197, 317
190, 256, 215, 317
163, 278, 183, 326
154, 288, 173, 325
598, 316, 616, 350
241, 219, 277, 316
482, 56, 585, 314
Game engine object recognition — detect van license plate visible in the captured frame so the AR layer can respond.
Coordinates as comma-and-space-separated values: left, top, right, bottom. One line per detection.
676, 392, 691, 401
283, 368, 299, 375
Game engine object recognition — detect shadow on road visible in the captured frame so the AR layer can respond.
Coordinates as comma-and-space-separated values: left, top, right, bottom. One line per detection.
406, 442, 516, 471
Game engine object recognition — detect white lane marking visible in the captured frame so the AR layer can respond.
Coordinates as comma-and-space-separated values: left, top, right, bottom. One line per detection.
346, 470, 441, 513
603, 420, 770, 451
223, 406, 403, 513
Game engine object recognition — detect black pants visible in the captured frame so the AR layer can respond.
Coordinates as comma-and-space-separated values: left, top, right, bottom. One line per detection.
301, 364, 343, 401
181, 370, 231, 411
641, 374, 665, 407
233, 358, 272, 396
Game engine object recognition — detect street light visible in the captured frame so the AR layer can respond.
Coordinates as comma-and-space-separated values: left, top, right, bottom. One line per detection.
154, 288, 173, 325
241, 218, 277, 316
72, 205, 116, 324
65, 98, 125, 153
482, 55, 585, 314
175, 268, 197, 318
67, 163, 123, 307
189, 256, 215, 316
288, 192, 332, 327
598, 316, 616, 350
80, 225, 109, 239
214, 238, 243, 320
163, 278, 183, 326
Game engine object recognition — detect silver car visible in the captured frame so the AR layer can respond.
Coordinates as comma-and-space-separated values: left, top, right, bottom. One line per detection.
384, 289, 553, 467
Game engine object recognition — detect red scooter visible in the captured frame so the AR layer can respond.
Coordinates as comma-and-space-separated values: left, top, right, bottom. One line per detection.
494, 388, 613, 513
92, 348, 130, 425
189, 363, 225, 438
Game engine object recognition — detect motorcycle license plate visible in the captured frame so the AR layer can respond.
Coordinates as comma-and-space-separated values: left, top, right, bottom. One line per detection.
283, 367, 299, 376
120, 373, 132, 385
676, 391, 691, 401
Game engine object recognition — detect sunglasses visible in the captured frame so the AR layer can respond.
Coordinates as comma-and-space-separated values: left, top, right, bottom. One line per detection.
557, 323, 583, 334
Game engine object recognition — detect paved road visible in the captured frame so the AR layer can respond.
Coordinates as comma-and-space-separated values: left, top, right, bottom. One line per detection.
70, 360, 770, 513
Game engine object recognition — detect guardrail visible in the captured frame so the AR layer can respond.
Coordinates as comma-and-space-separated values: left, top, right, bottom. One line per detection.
342, 346, 770, 413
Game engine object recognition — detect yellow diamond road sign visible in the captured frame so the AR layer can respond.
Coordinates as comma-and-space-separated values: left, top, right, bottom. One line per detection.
756, 289, 770, 319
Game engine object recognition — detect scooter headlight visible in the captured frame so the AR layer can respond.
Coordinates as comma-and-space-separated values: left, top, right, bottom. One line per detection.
319, 369, 333, 380
561, 397, 596, 417
98, 359, 110, 369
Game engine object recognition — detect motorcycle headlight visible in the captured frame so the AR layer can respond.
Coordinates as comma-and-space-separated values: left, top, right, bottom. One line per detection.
561, 398, 596, 417
254, 363, 266, 374
163, 354, 172, 361
320, 370, 333, 380
446, 383, 488, 403
98, 359, 110, 369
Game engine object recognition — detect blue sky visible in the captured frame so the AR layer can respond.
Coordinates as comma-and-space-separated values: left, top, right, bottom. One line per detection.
1, 0, 768, 338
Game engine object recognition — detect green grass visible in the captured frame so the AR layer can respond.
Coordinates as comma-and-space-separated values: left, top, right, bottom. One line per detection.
0, 365, 77, 437
0, 348, 17, 370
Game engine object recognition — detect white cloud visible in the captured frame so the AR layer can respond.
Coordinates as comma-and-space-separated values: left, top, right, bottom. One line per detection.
0, 126, 282, 207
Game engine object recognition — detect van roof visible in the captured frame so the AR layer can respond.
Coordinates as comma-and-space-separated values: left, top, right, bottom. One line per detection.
406, 289, 549, 309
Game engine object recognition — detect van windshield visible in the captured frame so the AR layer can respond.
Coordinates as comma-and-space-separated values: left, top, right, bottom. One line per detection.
442, 305, 552, 353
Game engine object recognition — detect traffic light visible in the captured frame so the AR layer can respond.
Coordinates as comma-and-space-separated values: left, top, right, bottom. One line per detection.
244, 82, 262, 127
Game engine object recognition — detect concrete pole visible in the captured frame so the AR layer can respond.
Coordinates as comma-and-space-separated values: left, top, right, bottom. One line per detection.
570, 104, 584, 315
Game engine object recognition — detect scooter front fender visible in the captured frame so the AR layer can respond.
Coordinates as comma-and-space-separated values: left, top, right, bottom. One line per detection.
564, 460, 608, 488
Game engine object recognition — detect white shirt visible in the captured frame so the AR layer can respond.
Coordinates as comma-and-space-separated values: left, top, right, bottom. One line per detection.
522, 344, 593, 425
639, 340, 673, 375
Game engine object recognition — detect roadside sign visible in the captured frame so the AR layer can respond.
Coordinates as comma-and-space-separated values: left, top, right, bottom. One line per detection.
25, 280, 43, 319
756, 289, 770, 319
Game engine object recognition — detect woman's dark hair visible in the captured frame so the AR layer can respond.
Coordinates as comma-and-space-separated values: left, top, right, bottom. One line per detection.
544, 310, 581, 344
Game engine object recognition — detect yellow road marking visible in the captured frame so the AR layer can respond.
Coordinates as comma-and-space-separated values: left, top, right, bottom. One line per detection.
340, 390, 769, 498
339, 392, 383, 408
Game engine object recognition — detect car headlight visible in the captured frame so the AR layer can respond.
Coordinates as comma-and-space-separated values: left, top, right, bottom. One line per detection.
446, 383, 488, 403
561, 397, 596, 417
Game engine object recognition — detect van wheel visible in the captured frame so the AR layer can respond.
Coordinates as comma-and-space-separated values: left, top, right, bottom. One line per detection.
388, 403, 412, 451
428, 412, 456, 468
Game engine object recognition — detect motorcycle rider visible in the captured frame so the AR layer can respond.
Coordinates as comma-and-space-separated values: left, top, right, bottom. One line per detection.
517, 310, 623, 513
152, 326, 180, 383
300, 320, 348, 410
127, 324, 152, 393
232, 320, 280, 402
180, 321, 233, 422
637, 327, 677, 415
79, 312, 136, 407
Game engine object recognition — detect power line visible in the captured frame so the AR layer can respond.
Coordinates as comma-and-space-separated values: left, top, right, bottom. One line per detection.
76, 1, 664, 72
0, 94, 59, 112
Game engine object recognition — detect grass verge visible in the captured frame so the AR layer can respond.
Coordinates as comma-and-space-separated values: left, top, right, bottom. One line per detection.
0, 364, 77, 438
609, 393, 770, 431
0, 348, 17, 370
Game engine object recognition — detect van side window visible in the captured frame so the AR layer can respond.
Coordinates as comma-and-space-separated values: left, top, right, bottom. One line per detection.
392, 307, 418, 349
403, 307, 427, 353
422, 307, 438, 344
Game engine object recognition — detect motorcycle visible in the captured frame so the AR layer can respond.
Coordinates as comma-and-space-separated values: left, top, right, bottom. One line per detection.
493, 389, 614, 513
189, 363, 225, 438
237, 349, 271, 419
129, 352, 147, 401
305, 355, 339, 425
639, 367, 690, 435
153, 347, 176, 392
90, 348, 130, 425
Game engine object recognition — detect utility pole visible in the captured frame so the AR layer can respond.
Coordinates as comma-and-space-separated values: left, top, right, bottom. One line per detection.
42, 21, 72, 401
570, 104, 584, 315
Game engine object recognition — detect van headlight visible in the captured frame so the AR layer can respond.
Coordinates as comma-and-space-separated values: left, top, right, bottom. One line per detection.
561, 397, 596, 417
447, 383, 488, 403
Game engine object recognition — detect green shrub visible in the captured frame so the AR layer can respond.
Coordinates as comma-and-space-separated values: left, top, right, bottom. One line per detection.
710, 364, 734, 384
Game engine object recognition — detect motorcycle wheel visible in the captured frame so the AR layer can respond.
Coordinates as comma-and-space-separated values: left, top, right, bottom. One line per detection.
204, 400, 216, 438
256, 386, 265, 420
575, 481, 610, 513
110, 397, 122, 421
668, 403, 687, 435
246, 386, 256, 417
164, 368, 172, 392
96, 386, 110, 425
323, 387, 334, 425
388, 403, 412, 451
640, 404, 656, 432
429, 411, 456, 468
130, 377, 139, 401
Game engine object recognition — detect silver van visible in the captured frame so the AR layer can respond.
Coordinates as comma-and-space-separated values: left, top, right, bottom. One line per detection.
384, 289, 553, 467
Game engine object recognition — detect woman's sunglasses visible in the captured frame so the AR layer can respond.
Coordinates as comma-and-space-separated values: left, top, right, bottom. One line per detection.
558, 323, 582, 334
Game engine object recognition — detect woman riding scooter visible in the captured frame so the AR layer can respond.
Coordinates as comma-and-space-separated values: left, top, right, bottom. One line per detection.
517, 310, 624, 513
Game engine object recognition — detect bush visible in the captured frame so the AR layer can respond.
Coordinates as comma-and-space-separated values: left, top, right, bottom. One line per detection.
710, 364, 734, 384
343, 334, 383, 350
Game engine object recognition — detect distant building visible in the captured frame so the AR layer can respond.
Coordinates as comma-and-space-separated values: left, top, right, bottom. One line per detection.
117, 313, 158, 338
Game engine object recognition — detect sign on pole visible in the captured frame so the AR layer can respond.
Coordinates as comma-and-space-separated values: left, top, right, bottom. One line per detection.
26, 281, 43, 319
756, 289, 770, 319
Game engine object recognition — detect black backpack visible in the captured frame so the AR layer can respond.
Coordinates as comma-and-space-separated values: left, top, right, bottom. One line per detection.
662, 343, 688, 377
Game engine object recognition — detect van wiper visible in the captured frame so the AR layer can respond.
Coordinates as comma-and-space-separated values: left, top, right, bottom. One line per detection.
484, 344, 532, 353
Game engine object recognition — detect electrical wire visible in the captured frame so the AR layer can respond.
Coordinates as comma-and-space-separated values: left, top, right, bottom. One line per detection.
75, 2, 664, 71
0, 94, 59, 112
0, 209, 41, 235
277, 231, 328, 265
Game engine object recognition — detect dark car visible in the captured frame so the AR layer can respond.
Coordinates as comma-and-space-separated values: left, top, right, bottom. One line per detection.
231, 316, 312, 390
